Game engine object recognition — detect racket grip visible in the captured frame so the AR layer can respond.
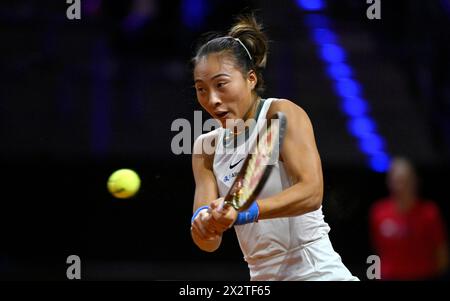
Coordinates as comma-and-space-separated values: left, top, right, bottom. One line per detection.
219, 201, 231, 213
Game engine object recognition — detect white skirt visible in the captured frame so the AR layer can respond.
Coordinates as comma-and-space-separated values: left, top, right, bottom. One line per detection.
246, 235, 359, 281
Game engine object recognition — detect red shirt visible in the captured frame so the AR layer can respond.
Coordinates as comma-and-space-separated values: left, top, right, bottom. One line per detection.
369, 197, 446, 280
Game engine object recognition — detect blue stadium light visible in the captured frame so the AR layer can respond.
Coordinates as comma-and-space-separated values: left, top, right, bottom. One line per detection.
298, 1, 390, 172
359, 135, 385, 155
327, 62, 353, 79
312, 28, 337, 44
347, 116, 376, 137
341, 97, 368, 117
334, 78, 361, 98
304, 14, 330, 28
369, 153, 391, 172
320, 44, 346, 63
181, 0, 207, 30
296, 0, 326, 11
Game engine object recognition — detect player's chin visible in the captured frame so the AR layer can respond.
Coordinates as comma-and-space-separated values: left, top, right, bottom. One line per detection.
216, 114, 232, 126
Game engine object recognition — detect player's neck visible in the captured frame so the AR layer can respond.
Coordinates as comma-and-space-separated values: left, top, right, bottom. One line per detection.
243, 96, 261, 121
232, 97, 261, 135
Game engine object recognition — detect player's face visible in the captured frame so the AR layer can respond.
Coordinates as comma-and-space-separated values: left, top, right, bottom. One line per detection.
193, 53, 257, 128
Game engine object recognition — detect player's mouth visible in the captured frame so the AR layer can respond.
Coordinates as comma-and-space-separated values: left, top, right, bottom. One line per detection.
214, 111, 229, 119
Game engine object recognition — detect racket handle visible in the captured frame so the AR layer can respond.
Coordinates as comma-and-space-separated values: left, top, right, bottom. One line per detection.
219, 201, 232, 213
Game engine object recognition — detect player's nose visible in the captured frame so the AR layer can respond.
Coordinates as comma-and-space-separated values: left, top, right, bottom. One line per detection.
208, 91, 222, 107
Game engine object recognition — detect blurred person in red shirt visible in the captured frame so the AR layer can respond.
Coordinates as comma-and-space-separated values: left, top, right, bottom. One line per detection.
369, 157, 448, 280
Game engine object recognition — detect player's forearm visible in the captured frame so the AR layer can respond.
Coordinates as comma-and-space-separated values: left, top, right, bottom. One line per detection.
257, 181, 322, 219
191, 231, 222, 252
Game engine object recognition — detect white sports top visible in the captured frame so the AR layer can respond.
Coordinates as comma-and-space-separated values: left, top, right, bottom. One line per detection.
212, 98, 331, 264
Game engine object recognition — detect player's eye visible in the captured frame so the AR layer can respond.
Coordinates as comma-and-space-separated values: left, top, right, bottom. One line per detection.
195, 87, 206, 93
217, 82, 227, 88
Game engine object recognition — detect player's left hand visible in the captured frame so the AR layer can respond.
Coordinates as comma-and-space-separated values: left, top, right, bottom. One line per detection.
209, 198, 238, 231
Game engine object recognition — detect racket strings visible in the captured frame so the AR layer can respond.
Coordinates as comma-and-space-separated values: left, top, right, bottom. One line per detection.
234, 122, 279, 208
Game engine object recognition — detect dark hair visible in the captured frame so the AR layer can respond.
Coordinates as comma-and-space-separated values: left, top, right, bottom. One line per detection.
192, 14, 269, 95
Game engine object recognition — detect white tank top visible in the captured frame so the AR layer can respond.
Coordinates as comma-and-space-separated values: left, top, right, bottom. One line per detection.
213, 98, 331, 263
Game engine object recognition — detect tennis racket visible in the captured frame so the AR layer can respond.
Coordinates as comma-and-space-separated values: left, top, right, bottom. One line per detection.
221, 111, 287, 212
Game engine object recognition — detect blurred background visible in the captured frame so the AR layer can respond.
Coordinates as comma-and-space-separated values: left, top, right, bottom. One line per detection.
0, 0, 449, 280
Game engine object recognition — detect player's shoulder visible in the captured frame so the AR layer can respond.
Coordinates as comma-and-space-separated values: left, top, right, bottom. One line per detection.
195, 127, 221, 142
192, 127, 221, 157
266, 98, 310, 121
267, 98, 308, 114
194, 127, 221, 145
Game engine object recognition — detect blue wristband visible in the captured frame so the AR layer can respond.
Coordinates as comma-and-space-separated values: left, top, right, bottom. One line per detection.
191, 205, 209, 224
234, 202, 260, 225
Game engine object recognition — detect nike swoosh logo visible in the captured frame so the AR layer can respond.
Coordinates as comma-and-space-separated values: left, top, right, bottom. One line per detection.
230, 158, 244, 169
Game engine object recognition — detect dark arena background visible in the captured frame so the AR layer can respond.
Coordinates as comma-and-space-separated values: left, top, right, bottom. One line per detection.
0, 0, 449, 281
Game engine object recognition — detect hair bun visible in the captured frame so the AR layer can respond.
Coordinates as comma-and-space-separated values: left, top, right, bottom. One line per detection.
228, 14, 268, 69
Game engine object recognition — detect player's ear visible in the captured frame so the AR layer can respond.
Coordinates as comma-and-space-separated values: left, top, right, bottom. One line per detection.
247, 70, 257, 90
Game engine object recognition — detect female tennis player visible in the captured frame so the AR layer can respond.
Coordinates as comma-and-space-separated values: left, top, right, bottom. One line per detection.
190, 14, 358, 281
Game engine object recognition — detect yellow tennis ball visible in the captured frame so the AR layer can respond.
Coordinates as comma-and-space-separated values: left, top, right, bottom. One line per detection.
107, 169, 141, 199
